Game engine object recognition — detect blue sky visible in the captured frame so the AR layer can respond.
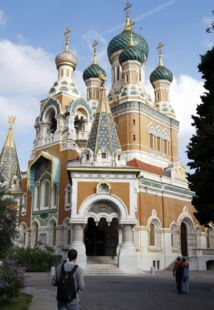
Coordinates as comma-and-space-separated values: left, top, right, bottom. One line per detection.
0, 0, 213, 171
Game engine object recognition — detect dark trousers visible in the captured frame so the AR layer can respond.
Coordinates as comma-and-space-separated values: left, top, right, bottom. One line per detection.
176, 273, 182, 293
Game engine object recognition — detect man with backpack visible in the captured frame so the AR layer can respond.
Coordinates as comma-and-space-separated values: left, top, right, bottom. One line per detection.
52, 248, 85, 310
173, 256, 188, 294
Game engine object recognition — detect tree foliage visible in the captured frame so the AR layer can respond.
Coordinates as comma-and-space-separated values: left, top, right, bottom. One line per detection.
206, 10, 214, 34
186, 46, 214, 225
0, 177, 20, 254
2, 243, 61, 272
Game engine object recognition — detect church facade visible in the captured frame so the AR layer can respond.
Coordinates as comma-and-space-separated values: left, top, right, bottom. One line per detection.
1, 3, 214, 272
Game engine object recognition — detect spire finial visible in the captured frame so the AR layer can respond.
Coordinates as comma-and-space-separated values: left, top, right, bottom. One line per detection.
99, 71, 106, 87
8, 115, 16, 129
92, 40, 98, 64
157, 42, 164, 66
128, 20, 135, 46
123, 2, 132, 31
64, 26, 71, 51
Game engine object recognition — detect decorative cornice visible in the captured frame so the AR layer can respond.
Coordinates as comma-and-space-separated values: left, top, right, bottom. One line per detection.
111, 101, 179, 128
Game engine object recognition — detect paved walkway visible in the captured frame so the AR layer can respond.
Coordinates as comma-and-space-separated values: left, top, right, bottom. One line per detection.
24, 270, 214, 310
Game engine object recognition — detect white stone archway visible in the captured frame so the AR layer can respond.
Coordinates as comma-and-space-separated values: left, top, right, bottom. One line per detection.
70, 193, 138, 272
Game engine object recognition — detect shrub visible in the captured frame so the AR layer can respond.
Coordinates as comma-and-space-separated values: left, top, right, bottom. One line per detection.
0, 258, 27, 299
2, 243, 61, 272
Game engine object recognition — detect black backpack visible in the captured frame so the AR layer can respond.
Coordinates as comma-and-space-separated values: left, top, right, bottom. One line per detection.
176, 262, 184, 276
57, 263, 78, 303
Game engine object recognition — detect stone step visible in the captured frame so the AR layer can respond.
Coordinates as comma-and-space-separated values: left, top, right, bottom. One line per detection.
87, 256, 117, 264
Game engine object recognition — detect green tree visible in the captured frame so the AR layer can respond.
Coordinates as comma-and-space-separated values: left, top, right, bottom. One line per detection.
186, 46, 214, 226
206, 10, 214, 34
0, 177, 20, 254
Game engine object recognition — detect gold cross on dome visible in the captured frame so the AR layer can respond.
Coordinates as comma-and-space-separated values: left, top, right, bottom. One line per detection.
129, 20, 135, 32
157, 42, 164, 55
64, 26, 71, 39
124, 2, 132, 19
92, 40, 98, 53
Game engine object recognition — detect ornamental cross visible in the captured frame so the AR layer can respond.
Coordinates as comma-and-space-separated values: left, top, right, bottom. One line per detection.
129, 20, 135, 32
64, 26, 71, 42
124, 2, 132, 18
157, 42, 164, 55
92, 40, 98, 53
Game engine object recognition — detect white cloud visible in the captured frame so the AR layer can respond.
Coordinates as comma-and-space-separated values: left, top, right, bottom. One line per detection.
171, 75, 204, 137
0, 11, 6, 27
0, 40, 56, 95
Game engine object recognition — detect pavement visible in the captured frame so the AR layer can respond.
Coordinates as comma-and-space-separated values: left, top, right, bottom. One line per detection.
24, 270, 214, 310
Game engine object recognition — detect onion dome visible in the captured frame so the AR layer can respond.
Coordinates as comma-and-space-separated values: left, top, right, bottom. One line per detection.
119, 32, 144, 65
83, 40, 106, 82
150, 65, 173, 84
83, 64, 106, 81
150, 43, 173, 84
107, 30, 148, 61
55, 27, 77, 70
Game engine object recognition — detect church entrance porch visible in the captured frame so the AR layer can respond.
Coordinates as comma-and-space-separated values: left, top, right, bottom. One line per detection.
85, 217, 119, 257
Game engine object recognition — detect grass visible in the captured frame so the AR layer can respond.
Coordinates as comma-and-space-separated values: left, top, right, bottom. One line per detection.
0, 292, 33, 310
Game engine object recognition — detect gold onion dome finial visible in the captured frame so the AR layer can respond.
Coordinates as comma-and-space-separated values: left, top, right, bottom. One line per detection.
98, 71, 106, 87
55, 26, 77, 70
92, 40, 98, 64
123, 2, 132, 31
128, 20, 135, 46
157, 42, 164, 67
8, 115, 16, 129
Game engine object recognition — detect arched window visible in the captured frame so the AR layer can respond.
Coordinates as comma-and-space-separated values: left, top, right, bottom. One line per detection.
117, 67, 120, 80
65, 185, 72, 209
150, 223, 155, 246
22, 193, 27, 215
171, 224, 177, 248
149, 219, 162, 248
41, 181, 50, 209
33, 185, 40, 211
157, 136, 161, 152
53, 223, 56, 246
150, 134, 154, 149
51, 184, 57, 209
164, 140, 168, 154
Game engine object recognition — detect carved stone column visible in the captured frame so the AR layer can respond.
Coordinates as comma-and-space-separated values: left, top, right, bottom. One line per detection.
118, 222, 138, 273
70, 222, 87, 269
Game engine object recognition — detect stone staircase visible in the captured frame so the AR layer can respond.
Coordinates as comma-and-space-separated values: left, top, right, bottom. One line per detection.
84, 256, 148, 276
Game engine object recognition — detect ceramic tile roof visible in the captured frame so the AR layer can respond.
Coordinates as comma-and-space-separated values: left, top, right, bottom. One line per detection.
86, 85, 121, 155
127, 158, 166, 176
0, 124, 20, 182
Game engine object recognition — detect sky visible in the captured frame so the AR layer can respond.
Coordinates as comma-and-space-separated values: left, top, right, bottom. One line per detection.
0, 0, 213, 172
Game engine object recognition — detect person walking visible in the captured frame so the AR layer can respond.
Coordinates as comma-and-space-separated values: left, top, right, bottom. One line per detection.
52, 248, 85, 310
182, 258, 189, 294
173, 256, 184, 294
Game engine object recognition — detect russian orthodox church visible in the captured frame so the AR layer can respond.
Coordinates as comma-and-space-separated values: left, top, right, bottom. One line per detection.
1, 3, 214, 272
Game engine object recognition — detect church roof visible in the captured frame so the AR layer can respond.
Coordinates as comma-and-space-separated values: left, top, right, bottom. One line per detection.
0, 117, 20, 182
86, 80, 121, 155
127, 158, 166, 176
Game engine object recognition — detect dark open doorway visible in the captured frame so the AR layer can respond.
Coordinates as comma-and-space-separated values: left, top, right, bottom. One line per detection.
85, 217, 118, 256
181, 222, 188, 257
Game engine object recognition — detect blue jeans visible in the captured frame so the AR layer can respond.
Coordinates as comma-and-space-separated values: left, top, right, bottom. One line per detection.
57, 302, 79, 310
182, 276, 189, 293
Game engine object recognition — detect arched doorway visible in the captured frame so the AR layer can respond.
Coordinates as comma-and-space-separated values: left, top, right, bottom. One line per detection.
181, 222, 188, 256
85, 217, 119, 257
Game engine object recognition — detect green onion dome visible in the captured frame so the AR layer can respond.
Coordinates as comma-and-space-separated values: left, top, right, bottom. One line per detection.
83, 64, 106, 82
119, 45, 144, 65
150, 65, 173, 84
107, 30, 149, 61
